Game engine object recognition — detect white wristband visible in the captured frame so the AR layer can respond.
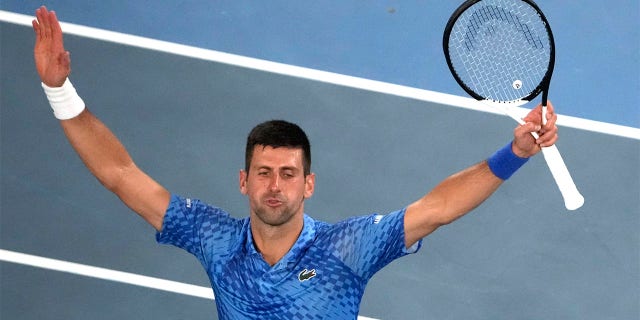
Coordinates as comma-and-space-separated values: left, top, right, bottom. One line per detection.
41, 78, 86, 120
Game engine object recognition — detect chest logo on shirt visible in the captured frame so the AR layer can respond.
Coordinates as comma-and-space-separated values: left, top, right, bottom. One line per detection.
298, 268, 317, 282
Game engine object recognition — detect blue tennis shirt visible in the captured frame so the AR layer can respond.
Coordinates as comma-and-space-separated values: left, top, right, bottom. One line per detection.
157, 194, 422, 319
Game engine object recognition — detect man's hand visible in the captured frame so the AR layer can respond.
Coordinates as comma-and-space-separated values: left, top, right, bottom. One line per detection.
512, 102, 559, 158
33, 6, 69, 87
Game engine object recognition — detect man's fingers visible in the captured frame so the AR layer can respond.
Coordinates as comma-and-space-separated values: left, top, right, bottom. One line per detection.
514, 101, 559, 154
34, 6, 65, 53
538, 135, 558, 148
512, 122, 541, 157
32, 19, 40, 35
43, 12, 53, 39
33, 7, 45, 38
517, 121, 540, 137
546, 101, 555, 113
35, 8, 46, 38
544, 103, 556, 124
544, 112, 557, 133
51, 11, 63, 35
538, 125, 558, 147
523, 104, 542, 124
35, 6, 54, 39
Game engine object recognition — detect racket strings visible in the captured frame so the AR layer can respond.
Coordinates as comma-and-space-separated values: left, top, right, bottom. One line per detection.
464, 5, 543, 51
447, 0, 551, 102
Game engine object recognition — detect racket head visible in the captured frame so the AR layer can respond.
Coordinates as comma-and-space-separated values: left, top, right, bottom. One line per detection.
443, 0, 555, 105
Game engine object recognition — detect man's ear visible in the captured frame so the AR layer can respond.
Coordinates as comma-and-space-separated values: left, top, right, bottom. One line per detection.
239, 169, 248, 195
304, 173, 315, 199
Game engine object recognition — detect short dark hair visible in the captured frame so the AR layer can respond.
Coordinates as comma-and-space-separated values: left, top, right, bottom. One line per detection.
245, 120, 311, 175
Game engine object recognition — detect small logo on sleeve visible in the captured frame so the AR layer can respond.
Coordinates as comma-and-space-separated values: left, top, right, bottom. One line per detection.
298, 268, 317, 282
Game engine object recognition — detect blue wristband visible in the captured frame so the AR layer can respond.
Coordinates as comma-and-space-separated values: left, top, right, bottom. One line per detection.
487, 142, 529, 180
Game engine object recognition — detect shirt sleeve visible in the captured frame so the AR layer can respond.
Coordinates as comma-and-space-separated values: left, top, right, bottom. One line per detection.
332, 208, 423, 281
155, 194, 242, 267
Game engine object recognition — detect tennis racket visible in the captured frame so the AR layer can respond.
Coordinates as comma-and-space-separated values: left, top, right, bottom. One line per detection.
443, 0, 584, 210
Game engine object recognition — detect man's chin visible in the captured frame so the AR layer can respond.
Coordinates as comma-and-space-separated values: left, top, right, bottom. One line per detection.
253, 209, 294, 227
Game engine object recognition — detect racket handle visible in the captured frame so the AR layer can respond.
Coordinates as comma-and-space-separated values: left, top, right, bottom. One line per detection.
537, 104, 584, 210
503, 109, 584, 210
540, 145, 584, 210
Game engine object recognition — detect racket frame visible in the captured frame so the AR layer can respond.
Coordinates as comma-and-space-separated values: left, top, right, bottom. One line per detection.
443, 0, 556, 107
442, 0, 583, 210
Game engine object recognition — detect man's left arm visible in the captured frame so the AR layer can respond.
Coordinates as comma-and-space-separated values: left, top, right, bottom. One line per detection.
403, 103, 558, 248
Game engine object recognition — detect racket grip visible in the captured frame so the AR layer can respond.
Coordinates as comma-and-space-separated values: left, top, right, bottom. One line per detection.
495, 106, 584, 210
540, 145, 584, 210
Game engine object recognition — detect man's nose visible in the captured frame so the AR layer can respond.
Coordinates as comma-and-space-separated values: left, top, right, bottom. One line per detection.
268, 174, 280, 192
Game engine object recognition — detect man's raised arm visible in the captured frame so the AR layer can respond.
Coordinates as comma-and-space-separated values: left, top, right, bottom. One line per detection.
33, 6, 170, 231
403, 103, 559, 247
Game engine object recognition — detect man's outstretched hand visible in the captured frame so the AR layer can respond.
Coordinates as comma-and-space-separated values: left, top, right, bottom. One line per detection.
33, 6, 70, 87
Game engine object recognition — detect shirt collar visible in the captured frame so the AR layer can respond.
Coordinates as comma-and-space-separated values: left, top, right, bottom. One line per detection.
245, 214, 317, 269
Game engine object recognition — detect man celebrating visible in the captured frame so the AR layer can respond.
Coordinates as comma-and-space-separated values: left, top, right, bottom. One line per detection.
32, 6, 558, 319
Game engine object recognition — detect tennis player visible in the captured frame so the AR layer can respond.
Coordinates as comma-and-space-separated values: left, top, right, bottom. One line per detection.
32, 6, 558, 319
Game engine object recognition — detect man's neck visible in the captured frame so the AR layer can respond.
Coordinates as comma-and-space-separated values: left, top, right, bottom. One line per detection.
250, 216, 304, 266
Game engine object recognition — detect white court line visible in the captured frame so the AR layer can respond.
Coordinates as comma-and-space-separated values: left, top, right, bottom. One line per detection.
1, 10, 638, 140
0, 248, 215, 299
0, 249, 379, 320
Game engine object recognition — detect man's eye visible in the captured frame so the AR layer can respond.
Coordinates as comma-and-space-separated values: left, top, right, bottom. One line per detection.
282, 172, 294, 178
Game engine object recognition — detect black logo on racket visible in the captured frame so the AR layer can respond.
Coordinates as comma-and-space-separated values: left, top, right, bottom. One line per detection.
464, 5, 544, 50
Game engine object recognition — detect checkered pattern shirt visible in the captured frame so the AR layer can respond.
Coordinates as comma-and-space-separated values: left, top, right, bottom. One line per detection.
157, 194, 421, 319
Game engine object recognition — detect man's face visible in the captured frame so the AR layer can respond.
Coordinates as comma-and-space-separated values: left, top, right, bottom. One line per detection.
240, 145, 315, 227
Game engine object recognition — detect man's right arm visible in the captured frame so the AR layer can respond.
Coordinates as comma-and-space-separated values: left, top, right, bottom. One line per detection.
60, 109, 170, 231
34, 6, 169, 231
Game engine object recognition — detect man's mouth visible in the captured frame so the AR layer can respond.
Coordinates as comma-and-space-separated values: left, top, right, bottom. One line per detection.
265, 198, 283, 207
